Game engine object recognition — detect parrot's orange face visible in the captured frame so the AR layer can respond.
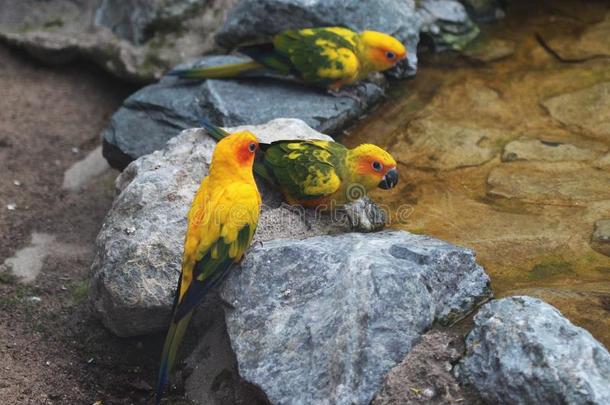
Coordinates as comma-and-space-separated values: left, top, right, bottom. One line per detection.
350, 144, 399, 191
216, 131, 259, 168
360, 31, 407, 72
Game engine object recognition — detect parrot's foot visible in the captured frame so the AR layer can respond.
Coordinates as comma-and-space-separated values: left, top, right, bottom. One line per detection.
327, 86, 366, 106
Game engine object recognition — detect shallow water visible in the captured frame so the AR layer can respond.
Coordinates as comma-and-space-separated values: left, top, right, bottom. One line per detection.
345, 0, 610, 345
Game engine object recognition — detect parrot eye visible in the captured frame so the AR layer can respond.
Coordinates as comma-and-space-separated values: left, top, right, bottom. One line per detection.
248, 142, 257, 153
385, 51, 396, 60
372, 161, 383, 172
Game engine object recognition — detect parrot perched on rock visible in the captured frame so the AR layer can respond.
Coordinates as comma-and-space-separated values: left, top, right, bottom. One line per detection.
200, 118, 398, 209
169, 27, 407, 90
155, 131, 261, 404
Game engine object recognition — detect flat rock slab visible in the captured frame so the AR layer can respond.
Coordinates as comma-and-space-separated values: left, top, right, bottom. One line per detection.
90, 119, 386, 337
101, 57, 385, 169
501, 139, 599, 162
219, 230, 491, 405
542, 82, 610, 142
393, 115, 509, 170
487, 161, 610, 205
458, 296, 610, 405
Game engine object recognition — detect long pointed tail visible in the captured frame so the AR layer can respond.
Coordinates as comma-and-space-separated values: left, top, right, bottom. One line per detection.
168, 60, 262, 80
155, 311, 194, 405
199, 117, 231, 142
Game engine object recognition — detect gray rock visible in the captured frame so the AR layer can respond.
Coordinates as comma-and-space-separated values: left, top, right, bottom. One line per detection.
418, 0, 480, 52
90, 119, 390, 337
0, 0, 236, 82
217, 230, 491, 405
459, 0, 506, 22
591, 219, 610, 257
458, 296, 610, 405
102, 55, 385, 168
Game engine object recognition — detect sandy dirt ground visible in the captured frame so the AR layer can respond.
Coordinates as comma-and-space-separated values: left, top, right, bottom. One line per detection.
0, 44, 169, 404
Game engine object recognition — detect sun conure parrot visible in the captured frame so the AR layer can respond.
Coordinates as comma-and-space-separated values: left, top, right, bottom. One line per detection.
155, 131, 261, 404
169, 27, 407, 90
200, 118, 398, 209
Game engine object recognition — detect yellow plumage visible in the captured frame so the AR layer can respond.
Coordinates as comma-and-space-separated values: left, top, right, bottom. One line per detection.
156, 131, 261, 404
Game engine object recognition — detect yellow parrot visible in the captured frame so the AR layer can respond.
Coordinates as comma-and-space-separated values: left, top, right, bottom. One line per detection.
155, 131, 261, 403
169, 27, 407, 90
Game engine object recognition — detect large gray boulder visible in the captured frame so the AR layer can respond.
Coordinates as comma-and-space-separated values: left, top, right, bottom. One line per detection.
213, 231, 491, 405
458, 296, 610, 405
101, 55, 385, 169
0, 0, 236, 82
90, 119, 386, 337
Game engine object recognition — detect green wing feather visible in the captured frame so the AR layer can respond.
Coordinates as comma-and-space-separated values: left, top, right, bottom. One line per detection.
272, 27, 360, 85
156, 223, 254, 404
263, 140, 347, 200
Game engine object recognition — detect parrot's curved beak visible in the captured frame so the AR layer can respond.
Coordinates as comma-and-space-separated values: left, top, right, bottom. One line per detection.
378, 168, 398, 190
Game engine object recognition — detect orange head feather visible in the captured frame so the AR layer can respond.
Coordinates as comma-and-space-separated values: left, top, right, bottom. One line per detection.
209, 131, 259, 179
348, 144, 399, 192
359, 31, 407, 72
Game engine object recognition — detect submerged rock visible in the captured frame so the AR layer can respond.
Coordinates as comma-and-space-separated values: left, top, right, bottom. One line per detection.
487, 161, 610, 204
542, 82, 610, 142
90, 119, 391, 336
393, 115, 508, 170
458, 296, 610, 405
214, 230, 490, 405
101, 55, 385, 169
591, 219, 610, 257
501, 139, 599, 162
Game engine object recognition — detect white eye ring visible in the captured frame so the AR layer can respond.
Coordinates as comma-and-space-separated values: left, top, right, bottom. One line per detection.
385, 51, 396, 60
372, 161, 383, 172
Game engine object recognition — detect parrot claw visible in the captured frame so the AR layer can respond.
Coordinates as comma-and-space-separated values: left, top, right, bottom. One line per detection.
327, 85, 366, 107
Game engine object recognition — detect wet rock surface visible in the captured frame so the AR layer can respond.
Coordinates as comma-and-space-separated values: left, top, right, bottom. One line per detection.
458, 296, 610, 405
591, 219, 610, 257
90, 119, 391, 336
501, 139, 599, 162
487, 162, 610, 204
542, 82, 610, 142
215, 231, 490, 405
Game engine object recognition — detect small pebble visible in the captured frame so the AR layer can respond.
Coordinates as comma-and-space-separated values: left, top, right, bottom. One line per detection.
6, 203, 16, 211
13, 180, 21, 186
87, 357, 94, 364
27, 296, 42, 304
71, 147, 79, 154
124, 226, 136, 235
423, 388, 435, 398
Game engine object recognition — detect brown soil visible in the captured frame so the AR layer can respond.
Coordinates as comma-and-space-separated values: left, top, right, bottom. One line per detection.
0, 45, 166, 404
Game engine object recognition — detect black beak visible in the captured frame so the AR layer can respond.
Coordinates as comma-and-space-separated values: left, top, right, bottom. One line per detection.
378, 168, 398, 190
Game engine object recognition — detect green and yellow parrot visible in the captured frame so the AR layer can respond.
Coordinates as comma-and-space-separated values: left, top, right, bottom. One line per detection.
156, 131, 261, 404
170, 27, 407, 90
200, 118, 398, 209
